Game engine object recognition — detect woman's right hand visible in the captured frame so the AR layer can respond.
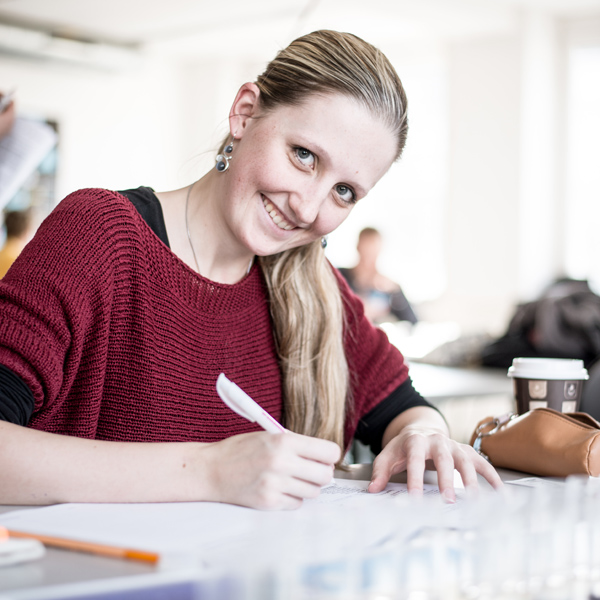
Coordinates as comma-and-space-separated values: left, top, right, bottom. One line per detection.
200, 431, 340, 510
0, 421, 338, 508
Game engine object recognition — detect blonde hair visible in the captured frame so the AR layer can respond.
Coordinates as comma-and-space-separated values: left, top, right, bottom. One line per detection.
238, 31, 408, 451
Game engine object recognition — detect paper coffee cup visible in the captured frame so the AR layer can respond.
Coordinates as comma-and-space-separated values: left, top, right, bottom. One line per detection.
508, 357, 589, 414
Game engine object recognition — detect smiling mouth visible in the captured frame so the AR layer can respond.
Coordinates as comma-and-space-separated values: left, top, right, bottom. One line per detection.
262, 196, 294, 230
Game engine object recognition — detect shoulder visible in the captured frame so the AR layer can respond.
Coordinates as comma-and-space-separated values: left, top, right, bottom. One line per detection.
52, 188, 139, 222
19, 188, 149, 279
38, 188, 146, 246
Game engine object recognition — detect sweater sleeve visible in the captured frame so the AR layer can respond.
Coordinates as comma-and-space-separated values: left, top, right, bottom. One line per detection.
0, 364, 35, 425
0, 189, 129, 424
354, 377, 434, 454
336, 268, 411, 447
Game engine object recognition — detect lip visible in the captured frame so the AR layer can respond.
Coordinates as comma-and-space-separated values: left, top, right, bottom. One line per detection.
260, 194, 298, 231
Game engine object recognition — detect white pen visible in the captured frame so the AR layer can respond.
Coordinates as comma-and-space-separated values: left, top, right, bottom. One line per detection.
216, 373, 286, 434
0, 89, 16, 114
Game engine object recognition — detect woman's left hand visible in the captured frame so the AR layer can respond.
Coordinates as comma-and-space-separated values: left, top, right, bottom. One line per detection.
367, 407, 503, 502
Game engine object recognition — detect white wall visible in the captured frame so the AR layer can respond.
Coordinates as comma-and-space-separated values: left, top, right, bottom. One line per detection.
0, 55, 190, 198
417, 34, 522, 333
1, 10, 599, 336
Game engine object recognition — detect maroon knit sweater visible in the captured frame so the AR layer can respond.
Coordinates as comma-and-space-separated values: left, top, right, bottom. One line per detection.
0, 189, 408, 447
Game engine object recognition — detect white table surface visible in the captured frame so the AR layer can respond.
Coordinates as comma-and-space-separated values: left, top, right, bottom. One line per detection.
0, 465, 544, 599
407, 361, 513, 400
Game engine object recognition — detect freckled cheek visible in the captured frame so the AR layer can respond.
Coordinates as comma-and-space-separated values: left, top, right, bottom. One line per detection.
247, 160, 298, 194
314, 209, 349, 237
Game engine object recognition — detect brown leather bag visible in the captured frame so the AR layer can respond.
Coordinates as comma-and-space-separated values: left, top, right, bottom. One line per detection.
469, 408, 600, 477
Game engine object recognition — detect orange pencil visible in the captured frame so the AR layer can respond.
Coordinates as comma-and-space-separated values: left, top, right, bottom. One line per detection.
7, 529, 159, 564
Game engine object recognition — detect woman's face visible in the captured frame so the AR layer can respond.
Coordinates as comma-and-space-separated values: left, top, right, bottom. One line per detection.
221, 88, 397, 257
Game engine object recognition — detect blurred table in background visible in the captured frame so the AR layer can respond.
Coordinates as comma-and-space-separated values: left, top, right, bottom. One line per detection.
407, 361, 512, 400
407, 361, 515, 445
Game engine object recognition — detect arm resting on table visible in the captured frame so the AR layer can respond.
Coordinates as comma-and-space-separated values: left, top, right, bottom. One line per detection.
0, 421, 339, 509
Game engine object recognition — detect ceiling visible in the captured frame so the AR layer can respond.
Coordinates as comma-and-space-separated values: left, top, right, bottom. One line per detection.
1, 0, 600, 63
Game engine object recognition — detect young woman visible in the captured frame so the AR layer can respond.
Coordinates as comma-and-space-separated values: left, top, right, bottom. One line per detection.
0, 30, 501, 509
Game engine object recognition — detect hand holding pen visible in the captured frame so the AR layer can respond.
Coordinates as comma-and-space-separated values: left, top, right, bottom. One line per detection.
213, 373, 339, 510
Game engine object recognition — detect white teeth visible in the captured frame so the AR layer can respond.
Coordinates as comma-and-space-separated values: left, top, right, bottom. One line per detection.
262, 197, 293, 230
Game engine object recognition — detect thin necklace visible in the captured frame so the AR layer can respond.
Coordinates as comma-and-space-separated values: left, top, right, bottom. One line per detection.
185, 182, 254, 278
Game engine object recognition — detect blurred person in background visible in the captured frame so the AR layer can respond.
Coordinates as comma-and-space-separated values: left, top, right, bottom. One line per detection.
0, 209, 34, 278
339, 227, 418, 325
0, 90, 15, 141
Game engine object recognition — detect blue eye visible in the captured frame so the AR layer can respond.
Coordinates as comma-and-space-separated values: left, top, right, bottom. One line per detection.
335, 184, 356, 204
294, 147, 315, 168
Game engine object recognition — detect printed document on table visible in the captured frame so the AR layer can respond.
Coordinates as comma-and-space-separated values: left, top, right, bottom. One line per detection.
0, 479, 457, 568
310, 479, 447, 506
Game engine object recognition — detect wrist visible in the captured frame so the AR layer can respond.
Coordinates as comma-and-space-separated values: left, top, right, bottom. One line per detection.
173, 441, 217, 502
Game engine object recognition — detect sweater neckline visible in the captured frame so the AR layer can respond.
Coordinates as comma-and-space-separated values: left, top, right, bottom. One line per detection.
116, 187, 260, 290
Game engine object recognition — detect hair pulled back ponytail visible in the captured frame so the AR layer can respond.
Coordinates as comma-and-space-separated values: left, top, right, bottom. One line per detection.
232, 31, 408, 452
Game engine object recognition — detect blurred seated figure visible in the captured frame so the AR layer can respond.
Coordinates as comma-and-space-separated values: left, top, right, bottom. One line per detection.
339, 227, 418, 325
0, 209, 34, 278
0, 90, 15, 141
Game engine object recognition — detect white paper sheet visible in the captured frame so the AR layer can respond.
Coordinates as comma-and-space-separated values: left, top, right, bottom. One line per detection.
0, 117, 57, 209
505, 476, 565, 489
310, 479, 446, 505
0, 479, 454, 569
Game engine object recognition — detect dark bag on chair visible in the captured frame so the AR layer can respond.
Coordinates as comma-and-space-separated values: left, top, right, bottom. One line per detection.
481, 279, 600, 369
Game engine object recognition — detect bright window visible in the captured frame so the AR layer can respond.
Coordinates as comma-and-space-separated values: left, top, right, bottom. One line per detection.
564, 46, 600, 291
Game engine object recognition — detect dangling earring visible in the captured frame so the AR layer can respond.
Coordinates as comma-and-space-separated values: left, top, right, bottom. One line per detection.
215, 134, 235, 172
321, 237, 328, 249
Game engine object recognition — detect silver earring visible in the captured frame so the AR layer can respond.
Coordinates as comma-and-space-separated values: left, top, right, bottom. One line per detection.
216, 137, 235, 172
321, 237, 327, 249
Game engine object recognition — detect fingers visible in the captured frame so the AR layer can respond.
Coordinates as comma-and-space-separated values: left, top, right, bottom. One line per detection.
469, 448, 504, 490
286, 451, 335, 488
368, 447, 406, 494
209, 431, 340, 510
404, 436, 427, 496
371, 430, 503, 503
423, 435, 456, 502
452, 447, 480, 494
290, 432, 341, 465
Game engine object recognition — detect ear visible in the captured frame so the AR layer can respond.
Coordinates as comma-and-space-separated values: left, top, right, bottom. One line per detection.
229, 82, 261, 139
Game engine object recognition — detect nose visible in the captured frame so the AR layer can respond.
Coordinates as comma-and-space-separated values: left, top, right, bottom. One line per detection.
287, 182, 328, 227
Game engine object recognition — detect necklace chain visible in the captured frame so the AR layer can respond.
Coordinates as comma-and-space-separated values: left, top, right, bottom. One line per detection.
185, 182, 254, 278
185, 182, 201, 274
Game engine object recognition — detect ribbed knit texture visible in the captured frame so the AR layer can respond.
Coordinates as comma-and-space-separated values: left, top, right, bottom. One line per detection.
0, 189, 408, 446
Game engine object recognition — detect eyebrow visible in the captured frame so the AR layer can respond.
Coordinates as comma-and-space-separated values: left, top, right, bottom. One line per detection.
303, 140, 368, 199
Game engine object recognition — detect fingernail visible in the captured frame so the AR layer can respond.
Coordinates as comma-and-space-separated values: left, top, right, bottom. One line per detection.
367, 481, 373, 492
442, 490, 456, 504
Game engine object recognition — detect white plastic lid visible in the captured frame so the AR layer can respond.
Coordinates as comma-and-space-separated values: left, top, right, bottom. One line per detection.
507, 357, 589, 380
